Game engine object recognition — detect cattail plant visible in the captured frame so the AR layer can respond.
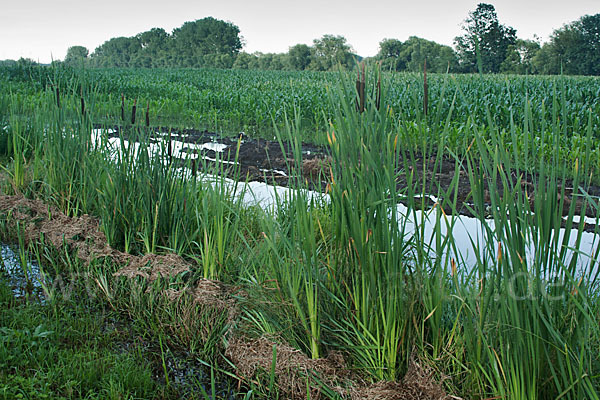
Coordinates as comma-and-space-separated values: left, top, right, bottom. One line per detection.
356, 63, 366, 113
191, 155, 197, 177
376, 62, 382, 111
121, 93, 125, 121
145, 102, 150, 127
2, 62, 600, 400
131, 98, 137, 125
167, 132, 172, 163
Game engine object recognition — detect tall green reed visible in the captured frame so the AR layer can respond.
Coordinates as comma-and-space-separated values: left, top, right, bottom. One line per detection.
322, 67, 418, 380
456, 95, 600, 398
4, 66, 251, 284
248, 111, 327, 359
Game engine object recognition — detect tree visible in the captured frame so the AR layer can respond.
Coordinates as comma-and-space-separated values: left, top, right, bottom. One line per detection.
233, 52, 258, 69
0, 59, 17, 67
91, 37, 141, 67
136, 28, 170, 67
171, 17, 242, 67
87, 17, 243, 68
500, 39, 540, 74
287, 44, 312, 70
203, 53, 235, 69
309, 35, 355, 71
532, 14, 600, 75
377, 39, 406, 71
137, 28, 169, 51
256, 52, 274, 70
64, 46, 89, 66
401, 37, 458, 72
454, 3, 517, 73
267, 53, 287, 70
376, 37, 457, 72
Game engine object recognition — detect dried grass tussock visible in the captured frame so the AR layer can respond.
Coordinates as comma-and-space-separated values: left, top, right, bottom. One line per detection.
0, 193, 190, 280
226, 335, 350, 400
113, 253, 189, 281
0, 194, 110, 257
161, 278, 239, 323
227, 336, 449, 400
301, 156, 332, 178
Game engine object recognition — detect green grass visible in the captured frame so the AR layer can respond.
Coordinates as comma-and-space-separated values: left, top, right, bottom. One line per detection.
0, 273, 161, 399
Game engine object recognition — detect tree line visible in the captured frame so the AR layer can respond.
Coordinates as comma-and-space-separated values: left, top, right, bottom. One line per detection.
53, 4, 600, 76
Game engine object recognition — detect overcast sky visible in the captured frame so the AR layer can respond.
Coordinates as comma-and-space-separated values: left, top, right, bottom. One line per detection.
1, 0, 598, 63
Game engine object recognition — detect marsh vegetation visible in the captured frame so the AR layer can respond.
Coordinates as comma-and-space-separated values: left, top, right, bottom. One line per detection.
1, 64, 599, 399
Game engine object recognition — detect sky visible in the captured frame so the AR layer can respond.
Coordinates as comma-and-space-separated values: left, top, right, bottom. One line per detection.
1, 0, 598, 63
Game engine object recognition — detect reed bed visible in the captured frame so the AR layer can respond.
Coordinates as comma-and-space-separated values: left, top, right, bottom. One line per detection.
0, 64, 599, 399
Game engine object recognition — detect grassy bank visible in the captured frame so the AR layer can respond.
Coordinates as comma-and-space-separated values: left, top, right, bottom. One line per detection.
0, 64, 599, 399
0, 234, 244, 399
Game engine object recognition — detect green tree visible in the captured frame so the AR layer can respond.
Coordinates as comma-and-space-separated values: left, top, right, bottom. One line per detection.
309, 35, 355, 71
171, 17, 242, 68
377, 39, 406, 71
287, 44, 312, 70
268, 54, 288, 70
401, 37, 458, 72
377, 37, 457, 72
454, 3, 517, 73
136, 28, 170, 67
255, 52, 272, 70
500, 39, 540, 74
63, 46, 89, 66
532, 13, 600, 75
0, 59, 17, 67
530, 44, 557, 75
233, 52, 258, 69
288, 44, 311, 71
91, 37, 141, 67
137, 28, 169, 50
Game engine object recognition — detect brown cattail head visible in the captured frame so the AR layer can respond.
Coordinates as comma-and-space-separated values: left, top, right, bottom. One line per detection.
359, 63, 365, 113
80, 86, 85, 115
121, 94, 125, 121
356, 64, 365, 112
131, 98, 137, 125
145, 102, 150, 127
168, 132, 172, 160
356, 69, 361, 112
355, 63, 366, 113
